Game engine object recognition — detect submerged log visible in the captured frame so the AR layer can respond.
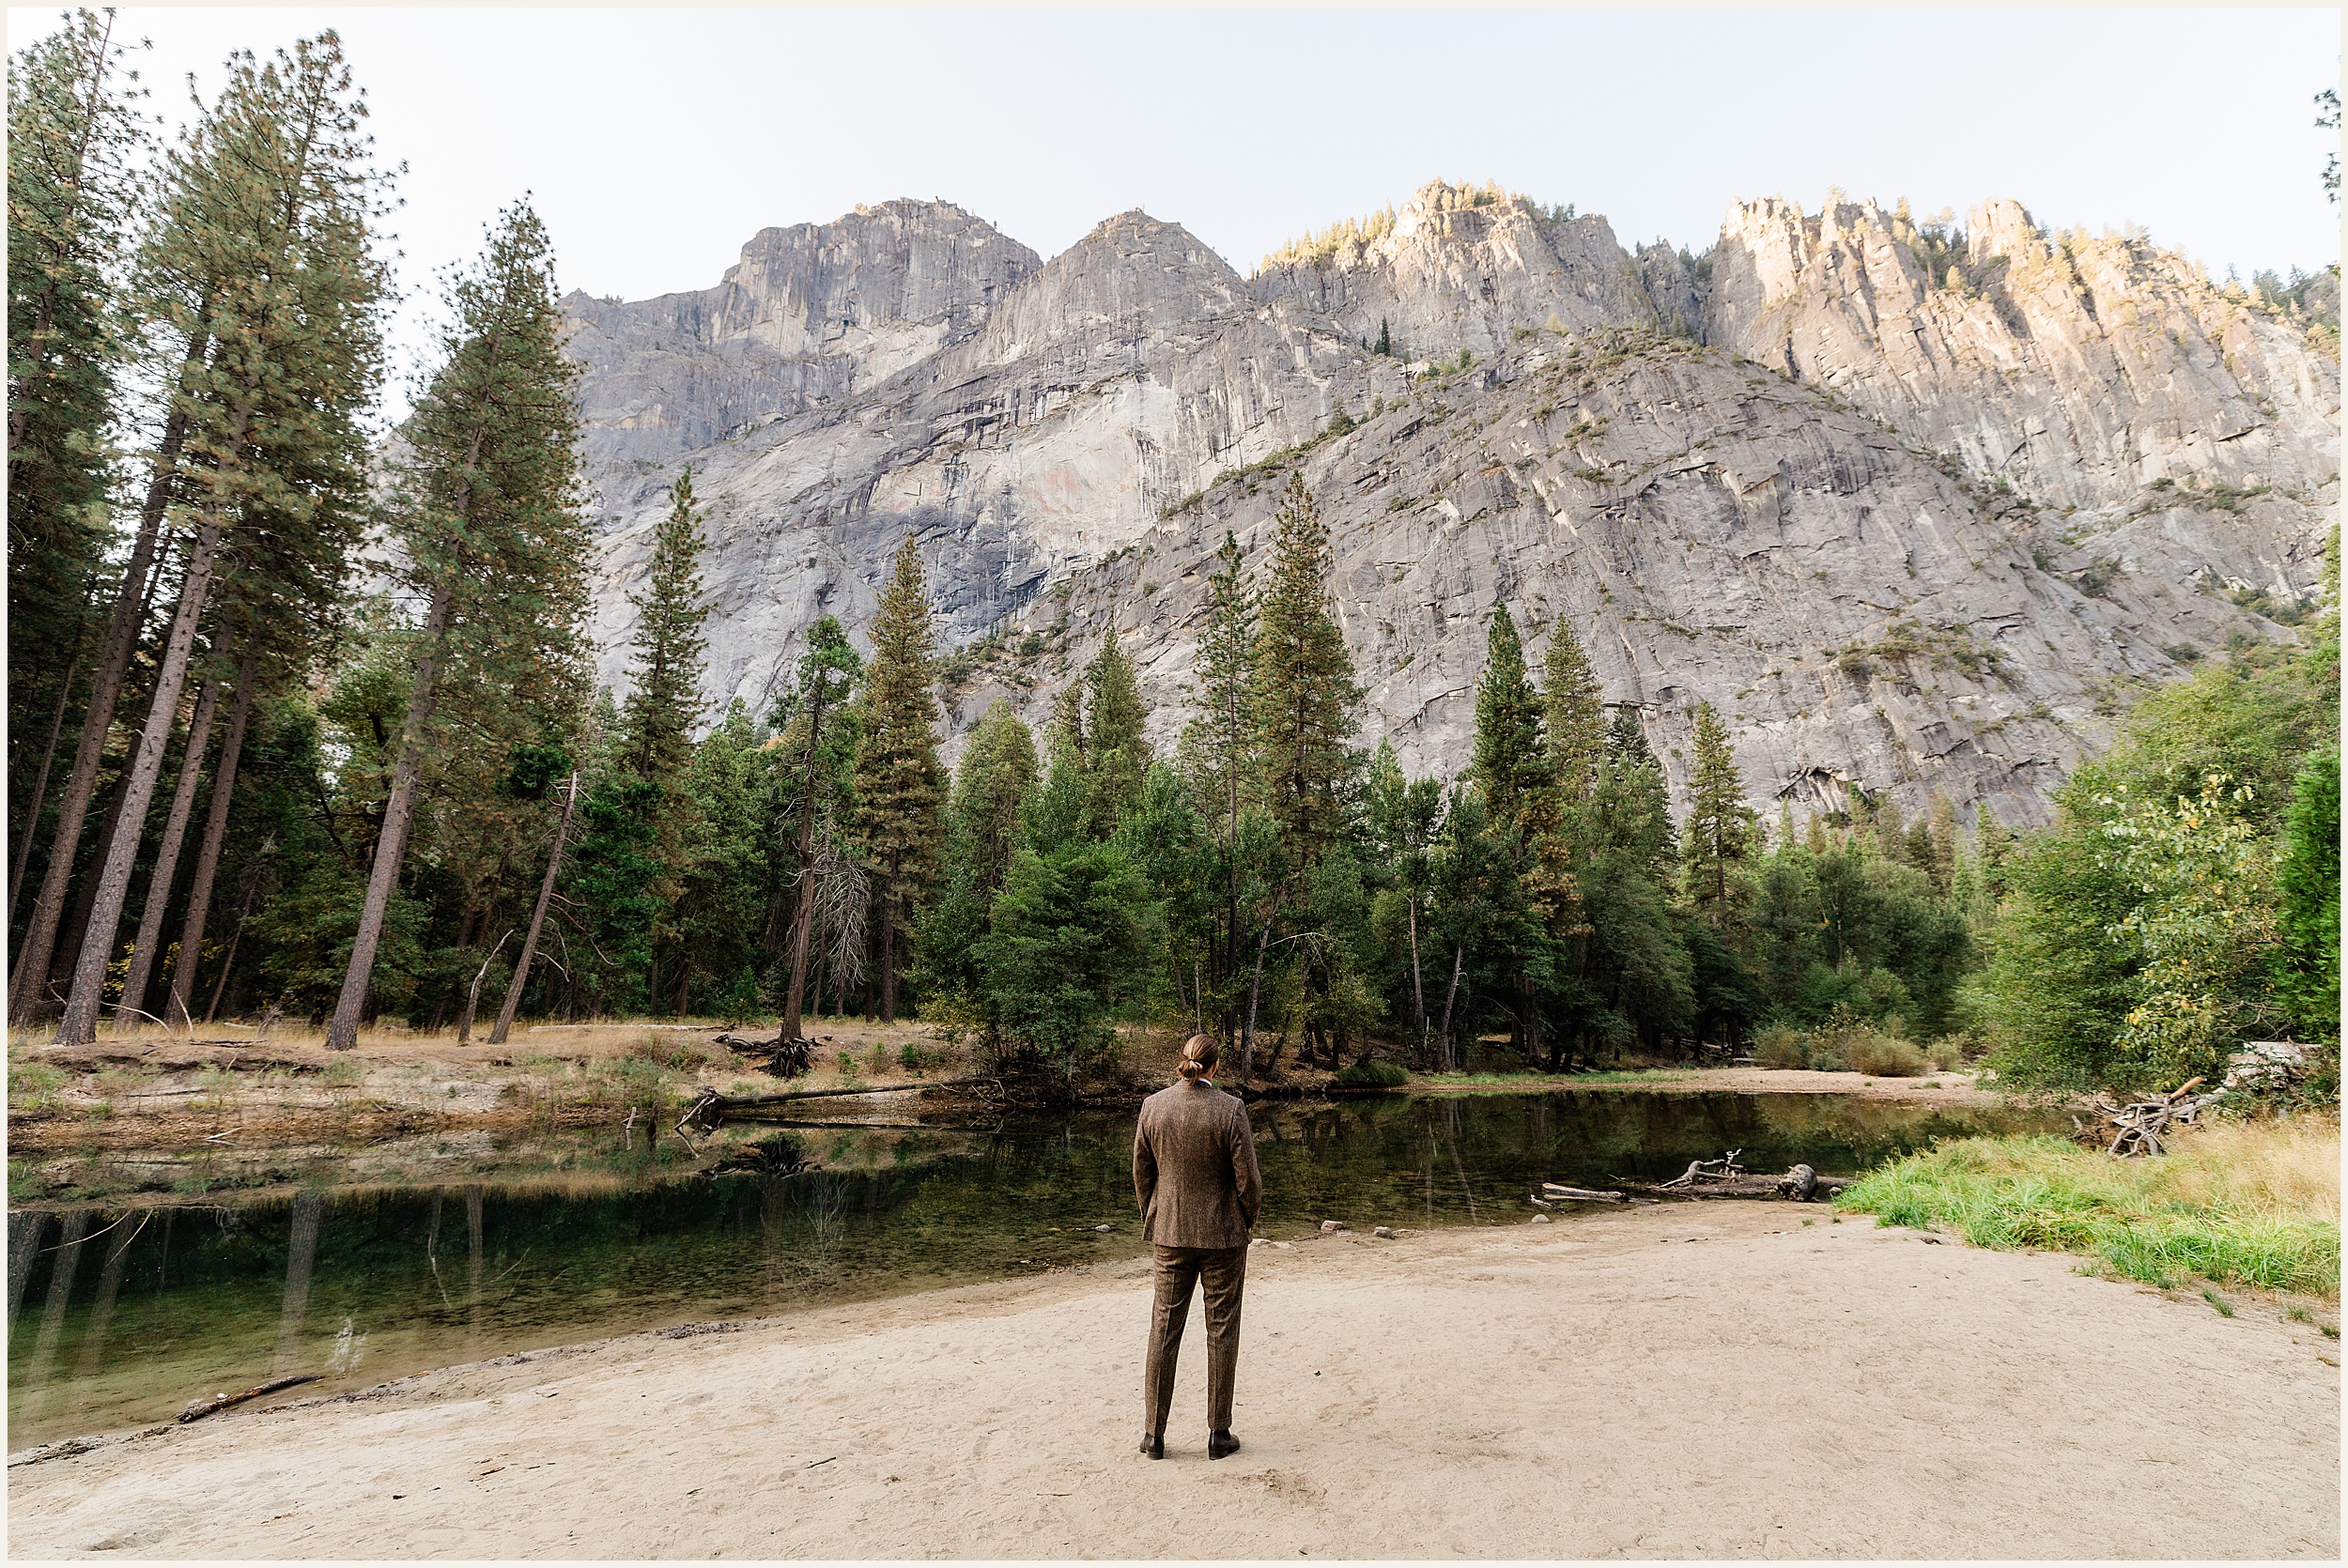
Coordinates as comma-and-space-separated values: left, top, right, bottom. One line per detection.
178, 1374, 320, 1424
1614, 1159, 1857, 1202
676, 1076, 1003, 1135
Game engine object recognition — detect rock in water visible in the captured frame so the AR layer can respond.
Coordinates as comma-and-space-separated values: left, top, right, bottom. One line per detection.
1373, 1226, 1395, 1239
1321, 1220, 1345, 1235
1530, 1213, 1553, 1224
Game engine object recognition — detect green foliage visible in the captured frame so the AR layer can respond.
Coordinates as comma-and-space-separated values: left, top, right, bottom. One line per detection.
2274, 746, 2340, 1040
972, 842, 1158, 1083
1081, 637, 1150, 837
1680, 701, 1756, 930
1982, 600, 2338, 1092
1253, 474, 1362, 870
6, 10, 147, 710
854, 536, 947, 1015
620, 468, 710, 782
1333, 1059, 1408, 1088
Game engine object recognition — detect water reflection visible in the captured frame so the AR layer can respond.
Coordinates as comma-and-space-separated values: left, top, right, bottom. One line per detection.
7, 1090, 2046, 1449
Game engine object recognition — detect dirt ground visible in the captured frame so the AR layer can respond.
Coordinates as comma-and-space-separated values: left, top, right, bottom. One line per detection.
8, 1202, 2335, 1560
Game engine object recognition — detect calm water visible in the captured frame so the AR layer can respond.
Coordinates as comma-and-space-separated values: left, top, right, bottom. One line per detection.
7, 1090, 2043, 1449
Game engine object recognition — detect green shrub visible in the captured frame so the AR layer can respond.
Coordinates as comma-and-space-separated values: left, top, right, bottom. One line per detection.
1849, 1032, 1929, 1077
1334, 1059, 1409, 1089
1753, 1023, 1807, 1069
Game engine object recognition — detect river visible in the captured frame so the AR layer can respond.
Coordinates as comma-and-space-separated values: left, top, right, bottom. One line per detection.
6, 1088, 2046, 1449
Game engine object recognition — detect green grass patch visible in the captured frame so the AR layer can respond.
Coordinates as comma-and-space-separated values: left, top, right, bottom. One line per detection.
1835, 1129, 2340, 1299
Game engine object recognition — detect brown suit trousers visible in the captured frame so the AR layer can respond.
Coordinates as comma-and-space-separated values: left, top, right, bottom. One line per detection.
1144, 1242, 1247, 1435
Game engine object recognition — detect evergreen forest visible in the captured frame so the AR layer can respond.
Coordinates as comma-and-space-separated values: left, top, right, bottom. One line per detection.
8, 19, 2338, 1101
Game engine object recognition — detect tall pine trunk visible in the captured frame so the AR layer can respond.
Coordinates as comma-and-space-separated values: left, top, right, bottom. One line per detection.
9, 645, 81, 925
488, 774, 577, 1046
166, 646, 255, 1028
53, 502, 228, 1045
326, 583, 453, 1050
877, 867, 898, 1022
778, 682, 833, 1045
11, 330, 205, 1024
116, 638, 230, 1023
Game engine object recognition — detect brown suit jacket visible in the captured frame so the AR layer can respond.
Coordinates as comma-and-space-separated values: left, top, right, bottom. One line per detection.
1133, 1078, 1262, 1248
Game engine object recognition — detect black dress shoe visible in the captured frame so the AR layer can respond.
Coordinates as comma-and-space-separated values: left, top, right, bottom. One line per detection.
1139, 1434, 1164, 1460
1207, 1429, 1241, 1460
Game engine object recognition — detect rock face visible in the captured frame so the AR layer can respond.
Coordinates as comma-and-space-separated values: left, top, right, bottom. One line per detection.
565, 181, 2340, 826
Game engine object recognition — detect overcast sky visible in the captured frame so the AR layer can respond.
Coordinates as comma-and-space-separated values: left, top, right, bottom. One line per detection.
11, 6, 2341, 406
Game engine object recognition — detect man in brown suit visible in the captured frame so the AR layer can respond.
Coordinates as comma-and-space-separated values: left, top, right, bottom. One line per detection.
1132, 1033, 1261, 1460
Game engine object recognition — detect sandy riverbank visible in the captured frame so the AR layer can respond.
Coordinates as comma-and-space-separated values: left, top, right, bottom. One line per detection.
8, 1202, 2335, 1559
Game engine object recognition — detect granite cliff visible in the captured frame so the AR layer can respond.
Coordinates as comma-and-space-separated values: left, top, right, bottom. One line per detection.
563, 181, 2339, 825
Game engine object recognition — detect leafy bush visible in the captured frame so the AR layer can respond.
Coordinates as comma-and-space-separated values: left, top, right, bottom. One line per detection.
1753, 1023, 1807, 1069
1847, 1031, 1929, 1077
1334, 1059, 1409, 1088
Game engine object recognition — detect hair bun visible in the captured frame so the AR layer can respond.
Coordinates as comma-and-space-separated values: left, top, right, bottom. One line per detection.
1178, 1033, 1219, 1080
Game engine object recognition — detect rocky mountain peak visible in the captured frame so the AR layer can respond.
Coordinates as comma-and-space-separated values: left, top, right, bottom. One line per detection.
1252, 179, 1661, 360
562, 199, 1037, 468
562, 182, 2337, 827
960, 209, 1246, 374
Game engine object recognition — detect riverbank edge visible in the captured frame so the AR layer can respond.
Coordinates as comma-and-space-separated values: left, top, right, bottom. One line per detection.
8, 1061, 2016, 1163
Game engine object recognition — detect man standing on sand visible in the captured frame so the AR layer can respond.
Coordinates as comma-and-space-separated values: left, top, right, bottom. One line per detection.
1132, 1032, 1262, 1461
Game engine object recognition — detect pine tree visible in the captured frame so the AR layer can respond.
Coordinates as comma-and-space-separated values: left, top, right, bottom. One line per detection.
621, 468, 709, 782
1027, 684, 1091, 856
1470, 605, 1546, 832
1374, 316, 1392, 356
852, 536, 944, 1021
1252, 472, 1361, 869
778, 616, 861, 1041
1186, 531, 1257, 846
950, 700, 1041, 900
1540, 619, 1605, 803
1082, 635, 1150, 836
1680, 700, 1756, 932
6, 10, 147, 753
56, 36, 390, 1043
325, 200, 585, 1050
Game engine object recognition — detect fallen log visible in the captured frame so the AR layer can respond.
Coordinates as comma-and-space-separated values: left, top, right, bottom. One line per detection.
178, 1374, 320, 1424
1539, 1183, 1627, 1202
676, 1076, 1003, 1135
1615, 1161, 1858, 1201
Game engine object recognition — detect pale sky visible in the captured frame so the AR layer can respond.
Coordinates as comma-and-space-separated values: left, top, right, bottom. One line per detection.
10, 5, 2342, 411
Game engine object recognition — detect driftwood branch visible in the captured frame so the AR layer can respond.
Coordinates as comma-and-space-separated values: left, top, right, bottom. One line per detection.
2072, 1077, 2224, 1158
1660, 1148, 1744, 1189
178, 1374, 320, 1423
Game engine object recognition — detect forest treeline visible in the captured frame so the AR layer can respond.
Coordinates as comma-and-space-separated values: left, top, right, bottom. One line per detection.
8, 19, 2338, 1096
